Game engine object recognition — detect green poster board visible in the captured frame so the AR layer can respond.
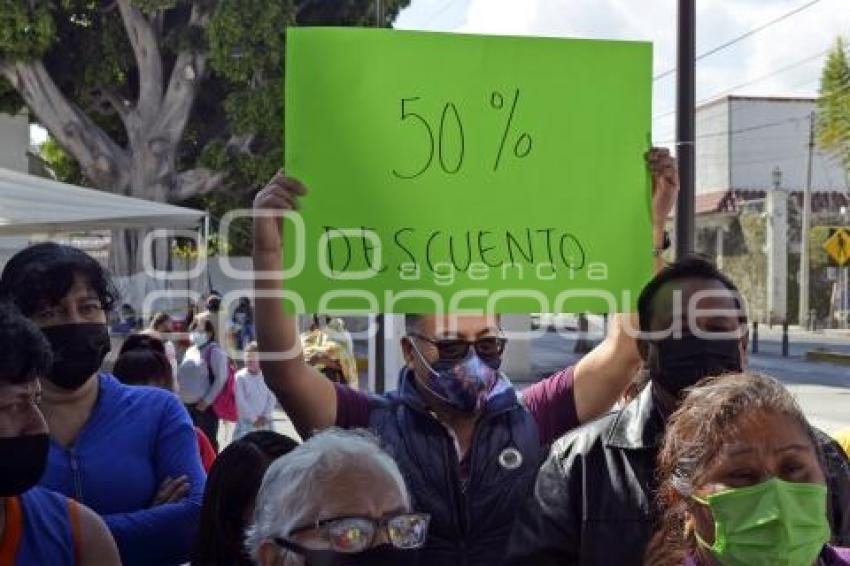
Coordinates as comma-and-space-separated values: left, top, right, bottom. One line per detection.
284, 28, 653, 314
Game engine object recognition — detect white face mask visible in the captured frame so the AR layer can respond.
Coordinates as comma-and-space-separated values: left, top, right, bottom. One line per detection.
191, 331, 209, 347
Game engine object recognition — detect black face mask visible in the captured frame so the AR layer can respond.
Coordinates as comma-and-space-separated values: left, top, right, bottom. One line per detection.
41, 323, 111, 391
207, 299, 221, 313
650, 334, 742, 396
276, 539, 418, 566
0, 433, 49, 496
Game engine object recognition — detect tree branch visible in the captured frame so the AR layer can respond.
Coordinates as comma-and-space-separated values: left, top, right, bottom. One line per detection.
101, 87, 130, 114
174, 167, 225, 200
226, 133, 255, 154
99, 87, 134, 128
152, 1, 211, 139
1, 60, 129, 189
116, 0, 163, 122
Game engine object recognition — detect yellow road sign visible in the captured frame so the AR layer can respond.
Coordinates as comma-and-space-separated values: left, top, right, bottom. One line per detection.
823, 228, 850, 266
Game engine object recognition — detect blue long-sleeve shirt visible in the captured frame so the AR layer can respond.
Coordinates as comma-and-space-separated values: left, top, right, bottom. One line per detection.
40, 373, 206, 565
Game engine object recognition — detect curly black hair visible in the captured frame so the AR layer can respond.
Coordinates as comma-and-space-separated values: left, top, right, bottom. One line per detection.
0, 301, 53, 385
0, 242, 119, 316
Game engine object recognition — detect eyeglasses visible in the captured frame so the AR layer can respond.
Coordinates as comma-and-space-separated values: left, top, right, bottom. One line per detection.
411, 334, 507, 361
275, 513, 430, 554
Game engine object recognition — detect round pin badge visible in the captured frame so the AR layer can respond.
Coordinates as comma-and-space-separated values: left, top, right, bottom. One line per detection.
498, 447, 523, 470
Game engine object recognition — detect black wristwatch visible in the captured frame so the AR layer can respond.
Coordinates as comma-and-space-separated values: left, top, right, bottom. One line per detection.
653, 231, 671, 257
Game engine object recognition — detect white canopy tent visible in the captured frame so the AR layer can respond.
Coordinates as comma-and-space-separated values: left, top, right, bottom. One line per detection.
0, 167, 206, 235
0, 166, 212, 333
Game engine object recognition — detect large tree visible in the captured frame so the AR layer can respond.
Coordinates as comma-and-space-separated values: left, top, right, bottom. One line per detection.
0, 0, 407, 272
817, 37, 850, 171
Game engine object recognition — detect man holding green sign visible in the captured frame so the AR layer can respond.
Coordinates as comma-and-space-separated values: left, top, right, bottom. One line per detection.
253, 155, 676, 566
253, 29, 675, 565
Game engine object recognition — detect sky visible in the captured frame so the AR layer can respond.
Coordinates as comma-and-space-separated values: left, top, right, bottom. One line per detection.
29, 0, 850, 147
394, 0, 850, 144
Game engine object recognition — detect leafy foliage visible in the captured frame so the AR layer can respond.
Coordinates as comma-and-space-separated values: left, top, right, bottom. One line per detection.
1, 0, 410, 255
209, 0, 295, 83
40, 136, 85, 186
0, 1, 56, 60
0, 77, 24, 115
817, 37, 850, 170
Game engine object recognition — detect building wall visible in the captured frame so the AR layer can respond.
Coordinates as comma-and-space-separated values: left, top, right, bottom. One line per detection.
729, 98, 848, 192
0, 112, 32, 265
0, 112, 29, 173
695, 97, 850, 194
696, 100, 729, 194
697, 206, 845, 326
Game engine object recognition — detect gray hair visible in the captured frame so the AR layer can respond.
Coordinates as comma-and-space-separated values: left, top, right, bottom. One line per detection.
245, 428, 409, 563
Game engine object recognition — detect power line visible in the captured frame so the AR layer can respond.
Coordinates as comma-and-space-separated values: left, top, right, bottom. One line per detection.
653, 0, 824, 81
654, 113, 811, 145
653, 46, 834, 121
697, 114, 809, 140
653, 78, 850, 147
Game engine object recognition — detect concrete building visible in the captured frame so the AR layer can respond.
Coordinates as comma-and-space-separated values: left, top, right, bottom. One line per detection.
691, 96, 849, 325
0, 110, 33, 265
696, 96, 848, 196
0, 111, 29, 173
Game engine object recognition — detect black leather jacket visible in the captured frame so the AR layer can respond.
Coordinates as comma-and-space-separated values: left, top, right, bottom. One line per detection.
505, 384, 850, 566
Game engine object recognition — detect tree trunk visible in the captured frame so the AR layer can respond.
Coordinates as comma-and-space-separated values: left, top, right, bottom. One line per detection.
110, 228, 171, 277
110, 147, 180, 275
0, 1, 226, 276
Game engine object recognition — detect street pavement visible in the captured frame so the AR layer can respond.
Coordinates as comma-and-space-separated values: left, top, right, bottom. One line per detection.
527, 328, 849, 434
290, 323, 848, 446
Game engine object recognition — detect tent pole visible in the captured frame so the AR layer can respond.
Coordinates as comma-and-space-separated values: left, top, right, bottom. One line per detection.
202, 215, 212, 295
202, 215, 210, 256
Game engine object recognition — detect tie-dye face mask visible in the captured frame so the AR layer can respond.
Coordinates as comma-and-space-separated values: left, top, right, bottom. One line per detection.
410, 340, 499, 413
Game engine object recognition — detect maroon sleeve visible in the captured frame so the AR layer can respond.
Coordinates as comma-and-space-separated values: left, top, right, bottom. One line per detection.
520, 365, 580, 446
333, 382, 372, 428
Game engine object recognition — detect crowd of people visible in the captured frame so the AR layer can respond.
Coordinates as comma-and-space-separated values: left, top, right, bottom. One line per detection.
0, 149, 848, 565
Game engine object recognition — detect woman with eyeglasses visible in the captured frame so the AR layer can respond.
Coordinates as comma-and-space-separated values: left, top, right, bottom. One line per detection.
246, 428, 429, 565
0, 243, 206, 566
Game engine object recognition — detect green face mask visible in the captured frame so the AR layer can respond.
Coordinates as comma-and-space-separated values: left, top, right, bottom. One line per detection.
692, 477, 830, 566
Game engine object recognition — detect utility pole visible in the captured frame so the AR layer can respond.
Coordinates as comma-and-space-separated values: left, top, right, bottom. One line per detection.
373, 0, 385, 393
675, 0, 696, 259
844, 266, 849, 329
799, 111, 815, 329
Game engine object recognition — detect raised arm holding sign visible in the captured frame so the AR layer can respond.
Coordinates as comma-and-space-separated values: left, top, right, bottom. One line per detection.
253, 28, 676, 565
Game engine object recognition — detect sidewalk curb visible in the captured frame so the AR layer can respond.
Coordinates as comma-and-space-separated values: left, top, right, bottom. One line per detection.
805, 350, 850, 366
